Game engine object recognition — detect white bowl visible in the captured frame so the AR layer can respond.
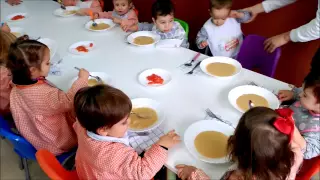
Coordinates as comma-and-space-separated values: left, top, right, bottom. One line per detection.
138, 68, 172, 87
68, 41, 95, 55
127, 31, 161, 47
10, 27, 25, 37
129, 98, 165, 133
53, 6, 80, 17
37, 38, 57, 59
6, 13, 28, 22
85, 19, 116, 32
228, 85, 280, 113
184, 120, 234, 164
200, 56, 242, 79
70, 72, 112, 88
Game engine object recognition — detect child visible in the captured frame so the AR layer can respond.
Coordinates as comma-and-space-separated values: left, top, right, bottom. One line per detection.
130, 0, 189, 48
176, 107, 304, 180
61, 0, 102, 16
96, 0, 138, 32
0, 31, 16, 117
196, 0, 251, 58
6, 36, 89, 155
278, 71, 320, 159
73, 84, 181, 179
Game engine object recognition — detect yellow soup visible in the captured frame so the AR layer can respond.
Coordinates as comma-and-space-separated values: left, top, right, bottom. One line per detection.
90, 23, 110, 30
236, 94, 269, 112
130, 107, 158, 130
88, 79, 104, 87
133, 36, 155, 45
206, 62, 236, 77
194, 131, 228, 158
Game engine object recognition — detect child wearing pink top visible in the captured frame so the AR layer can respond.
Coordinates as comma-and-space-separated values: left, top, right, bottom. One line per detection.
62, 0, 102, 16
73, 85, 181, 179
6, 36, 89, 155
96, 0, 138, 32
176, 107, 304, 180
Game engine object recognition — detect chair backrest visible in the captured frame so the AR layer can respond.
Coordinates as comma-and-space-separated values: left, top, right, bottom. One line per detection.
36, 149, 79, 180
174, 18, 189, 39
296, 156, 320, 180
236, 35, 281, 78
0, 116, 37, 160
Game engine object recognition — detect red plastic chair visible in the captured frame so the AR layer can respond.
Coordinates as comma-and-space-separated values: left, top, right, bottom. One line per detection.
36, 149, 79, 180
296, 156, 320, 180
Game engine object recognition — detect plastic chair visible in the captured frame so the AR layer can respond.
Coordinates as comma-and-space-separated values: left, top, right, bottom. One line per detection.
174, 18, 189, 39
0, 116, 75, 180
296, 156, 320, 180
236, 34, 281, 78
36, 149, 79, 180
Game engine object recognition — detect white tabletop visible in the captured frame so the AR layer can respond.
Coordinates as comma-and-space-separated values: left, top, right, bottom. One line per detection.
1, 1, 291, 178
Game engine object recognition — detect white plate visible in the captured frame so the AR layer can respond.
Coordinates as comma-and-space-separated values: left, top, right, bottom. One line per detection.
70, 72, 112, 88
129, 98, 165, 133
138, 69, 172, 87
127, 31, 161, 47
68, 41, 95, 55
37, 38, 58, 59
228, 85, 280, 113
6, 13, 28, 22
200, 56, 242, 79
10, 27, 25, 37
184, 120, 234, 164
85, 19, 116, 32
53, 6, 80, 17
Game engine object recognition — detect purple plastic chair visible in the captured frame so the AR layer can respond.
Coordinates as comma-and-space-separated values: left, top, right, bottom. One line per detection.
236, 35, 281, 78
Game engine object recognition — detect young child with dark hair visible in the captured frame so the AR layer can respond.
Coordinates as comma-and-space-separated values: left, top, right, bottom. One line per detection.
6, 36, 89, 155
278, 71, 320, 159
196, 0, 251, 57
130, 0, 189, 48
73, 84, 181, 179
176, 107, 303, 180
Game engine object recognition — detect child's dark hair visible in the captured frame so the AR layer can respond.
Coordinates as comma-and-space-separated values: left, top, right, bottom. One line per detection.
210, 0, 232, 9
74, 84, 132, 133
152, 0, 175, 19
228, 107, 294, 180
304, 70, 320, 103
6, 35, 48, 85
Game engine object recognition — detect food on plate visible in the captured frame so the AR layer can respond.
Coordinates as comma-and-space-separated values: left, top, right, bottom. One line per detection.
147, 74, 164, 85
11, 15, 25, 21
129, 107, 158, 130
236, 94, 269, 112
76, 45, 89, 52
133, 36, 155, 45
64, 10, 77, 15
90, 23, 110, 30
88, 79, 104, 87
206, 62, 236, 77
89, 43, 93, 47
194, 131, 228, 158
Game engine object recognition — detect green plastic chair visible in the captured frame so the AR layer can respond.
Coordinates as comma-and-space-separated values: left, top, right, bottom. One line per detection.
174, 18, 189, 39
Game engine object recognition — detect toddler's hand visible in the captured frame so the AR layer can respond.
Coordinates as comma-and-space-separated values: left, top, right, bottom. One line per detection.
112, 17, 122, 24
76, 9, 87, 16
200, 41, 208, 48
175, 165, 197, 180
62, 0, 76, 6
157, 130, 180, 149
6, 0, 21, 6
278, 90, 294, 102
78, 68, 89, 80
1, 23, 11, 33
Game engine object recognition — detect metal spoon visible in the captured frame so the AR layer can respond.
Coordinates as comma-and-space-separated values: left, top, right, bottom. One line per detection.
187, 61, 202, 74
249, 100, 254, 109
131, 112, 151, 119
74, 67, 102, 82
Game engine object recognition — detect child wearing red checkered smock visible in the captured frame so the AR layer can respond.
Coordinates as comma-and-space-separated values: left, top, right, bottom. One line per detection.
73, 85, 181, 179
6, 36, 89, 155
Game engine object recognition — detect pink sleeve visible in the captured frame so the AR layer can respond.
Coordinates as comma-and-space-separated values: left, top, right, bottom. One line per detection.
98, 11, 112, 19
43, 78, 87, 115
121, 10, 138, 27
0, 67, 12, 115
79, 0, 102, 16
189, 169, 211, 180
113, 144, 168, 179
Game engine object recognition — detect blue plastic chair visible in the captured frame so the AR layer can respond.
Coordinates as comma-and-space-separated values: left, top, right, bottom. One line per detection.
0, 115, 75, 180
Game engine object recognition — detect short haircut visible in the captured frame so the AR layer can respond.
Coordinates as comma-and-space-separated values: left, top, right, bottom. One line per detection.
152, 0, 175, 19
210, 0, 232, 9
304, 71, 320, 103
74, 85, 132, 133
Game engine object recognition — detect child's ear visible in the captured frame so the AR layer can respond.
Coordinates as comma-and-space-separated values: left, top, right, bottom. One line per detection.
29, 67, 39, 77
97, 127, 109, 136
152, 17, 156, 24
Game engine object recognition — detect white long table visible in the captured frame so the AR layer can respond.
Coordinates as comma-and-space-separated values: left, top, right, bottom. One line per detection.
1, 1, 291, 178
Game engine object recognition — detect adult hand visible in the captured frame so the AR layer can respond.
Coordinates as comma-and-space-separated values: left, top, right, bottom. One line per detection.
264, 31, 291, 53
241, 3, 265, 23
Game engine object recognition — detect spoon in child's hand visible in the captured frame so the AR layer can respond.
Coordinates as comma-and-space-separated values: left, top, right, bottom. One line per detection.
89, 10, 97, 27
131, 112, 151, 119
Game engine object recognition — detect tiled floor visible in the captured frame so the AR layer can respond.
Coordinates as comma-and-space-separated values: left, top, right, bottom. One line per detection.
0, 139, 48, 180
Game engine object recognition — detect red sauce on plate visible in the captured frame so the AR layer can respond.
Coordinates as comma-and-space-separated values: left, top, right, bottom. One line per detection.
147, 74, 164, 85
76, 46, 89, 52
11, 15, 25, 20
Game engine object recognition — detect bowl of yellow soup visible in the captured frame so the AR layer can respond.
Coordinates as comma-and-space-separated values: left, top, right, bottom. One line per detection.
85, 19, 115, 32
127, 31, 161, 47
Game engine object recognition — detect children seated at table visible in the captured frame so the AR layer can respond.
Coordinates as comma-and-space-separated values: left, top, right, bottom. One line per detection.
62, 0, 102, 16
6, 36, 89, 155
96, 0, 138, 32
196, 0, 251, 58
278, 70, 320, 159
73, 84, 180, 179
130, 0, 189, 48
176, 107, 303, 180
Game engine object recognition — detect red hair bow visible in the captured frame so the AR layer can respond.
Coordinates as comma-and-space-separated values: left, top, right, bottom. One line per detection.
274, 108, 295, 142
